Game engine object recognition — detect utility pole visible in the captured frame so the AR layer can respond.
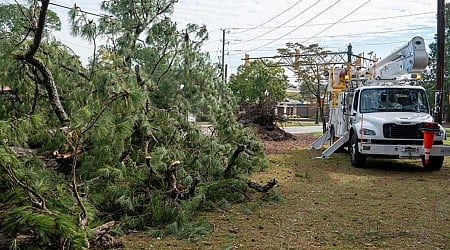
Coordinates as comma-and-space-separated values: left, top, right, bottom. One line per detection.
224, 64, 228, 84
222, 29, 226, 82
436, 0, 445, 123
347, 43, 353, 80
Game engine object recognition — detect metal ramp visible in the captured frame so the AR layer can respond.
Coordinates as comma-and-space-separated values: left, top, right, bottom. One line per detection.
311, 129, 330, 150
311, 131, 349, 159
320, 132, 349, 158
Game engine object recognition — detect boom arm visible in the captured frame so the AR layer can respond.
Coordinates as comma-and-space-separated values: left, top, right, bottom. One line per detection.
369, 36, 428, 80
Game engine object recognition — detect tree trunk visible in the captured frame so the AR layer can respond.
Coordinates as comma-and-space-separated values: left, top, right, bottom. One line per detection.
16, 0, 69, 124
27, 57, 70, 123
316, 94, 327, 133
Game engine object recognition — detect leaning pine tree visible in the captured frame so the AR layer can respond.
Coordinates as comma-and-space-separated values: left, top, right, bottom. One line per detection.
0, 0, 268, 248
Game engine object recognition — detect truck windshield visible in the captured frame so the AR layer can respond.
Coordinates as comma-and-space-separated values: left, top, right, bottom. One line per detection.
359, 88, 429, 113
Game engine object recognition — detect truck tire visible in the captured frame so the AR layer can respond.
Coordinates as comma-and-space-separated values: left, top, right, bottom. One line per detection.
350, 132, 366, 168
421, 156, 444, 170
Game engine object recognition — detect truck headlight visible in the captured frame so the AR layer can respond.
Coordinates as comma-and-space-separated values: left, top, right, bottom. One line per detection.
363, 128, 376, 135
435, 129, 443, 137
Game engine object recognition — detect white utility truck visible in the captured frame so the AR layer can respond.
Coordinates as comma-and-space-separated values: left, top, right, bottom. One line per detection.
312, 36, 450, 170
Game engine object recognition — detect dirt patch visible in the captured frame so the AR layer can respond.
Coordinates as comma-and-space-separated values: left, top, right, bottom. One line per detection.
262, 133, 319, 154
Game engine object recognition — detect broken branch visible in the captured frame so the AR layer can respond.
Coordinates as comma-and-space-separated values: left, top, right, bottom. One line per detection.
246, 179, 277, 193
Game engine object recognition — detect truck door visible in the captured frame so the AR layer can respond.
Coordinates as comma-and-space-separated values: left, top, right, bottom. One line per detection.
352, 90, 360, 113
348, 90, 360, 128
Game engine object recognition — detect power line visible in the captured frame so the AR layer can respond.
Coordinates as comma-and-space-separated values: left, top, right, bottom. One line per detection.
232, 0, 323, 45
302, 0, 372, 44
234, 0, 342, 55
2, 0, 104, 17
231, 0, 305, 35
227, 11, 434, 33
225, 37, 435, 53
222, 27, 434, 53
229, 26, 432, 43
179, 8, 434, 57
49, 2, 111, 18
208, 36, 438, 74
203, 28, 230, 46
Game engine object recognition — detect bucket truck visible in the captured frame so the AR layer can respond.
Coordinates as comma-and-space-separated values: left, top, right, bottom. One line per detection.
312, 36, 450, 170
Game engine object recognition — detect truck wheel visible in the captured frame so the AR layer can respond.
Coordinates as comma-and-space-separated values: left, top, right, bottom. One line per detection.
421, 156, 444, 170
350, 133, 366, 168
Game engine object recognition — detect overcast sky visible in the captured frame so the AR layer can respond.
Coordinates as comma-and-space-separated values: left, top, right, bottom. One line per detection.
172, 0, 440, 75
1, 0, 446, 77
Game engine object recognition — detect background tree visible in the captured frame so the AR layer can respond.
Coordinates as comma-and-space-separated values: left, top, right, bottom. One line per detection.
229, 60, 289, 137
279, 43, 331, 132
229, 60, 287, 104
0, 0, 267, 248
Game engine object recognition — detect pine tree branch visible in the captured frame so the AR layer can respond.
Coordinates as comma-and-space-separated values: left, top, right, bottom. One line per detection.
164, 160, 199, 200
135, 65, 145, 87
30, 77, 39, 114
168, 160, 180, 191
150, 40, 170, 76
246, 179, 277, 193
24, 56, 70, 123
80, 91, 129, 135
15, 0, 70, 124
224, 145, 254, 178
24, 66, 41, 115
156, 0, 177, 17
90, 221, 119, 240
71, 152, 88, 227
89, 221, 123, 249
23, 0, 47, 58
60, 63, 89, 80
66, 133, 89, 249
2, 162, 51, 213
157, 49, 178, 86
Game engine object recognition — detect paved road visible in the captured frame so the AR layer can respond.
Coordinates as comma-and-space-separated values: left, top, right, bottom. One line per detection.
196, 123, 323, 135
282, 125, 323, 134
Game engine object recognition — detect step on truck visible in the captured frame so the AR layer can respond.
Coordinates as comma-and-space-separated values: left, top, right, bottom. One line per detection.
312, 36, 450, 170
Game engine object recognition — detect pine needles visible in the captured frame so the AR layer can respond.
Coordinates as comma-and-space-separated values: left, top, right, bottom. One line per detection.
0, 1, 270, 248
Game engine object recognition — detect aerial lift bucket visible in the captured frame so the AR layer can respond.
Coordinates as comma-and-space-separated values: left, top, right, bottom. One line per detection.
420, 123, 439, 164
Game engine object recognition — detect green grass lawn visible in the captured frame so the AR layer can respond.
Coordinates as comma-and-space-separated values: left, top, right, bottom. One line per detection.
124, 147, 450, 249
445, 128, 450, 145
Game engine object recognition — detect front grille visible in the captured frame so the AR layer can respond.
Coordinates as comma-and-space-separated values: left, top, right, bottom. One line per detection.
383, 124, 422, 139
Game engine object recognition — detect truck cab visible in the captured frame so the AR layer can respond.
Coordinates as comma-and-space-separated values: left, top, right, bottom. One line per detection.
347, 83, 448, 169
